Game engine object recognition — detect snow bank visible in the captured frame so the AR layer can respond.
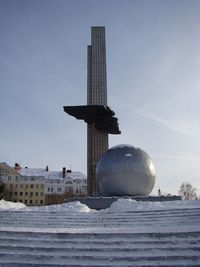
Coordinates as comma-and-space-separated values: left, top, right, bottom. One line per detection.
30, 201, 93, 213
104, 198, 200, 212
1, 198, 199, 213
0, 200, 93, 213
0, 199, 27, 210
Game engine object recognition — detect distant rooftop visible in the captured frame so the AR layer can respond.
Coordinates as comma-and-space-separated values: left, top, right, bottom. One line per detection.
18, 168, 86, 181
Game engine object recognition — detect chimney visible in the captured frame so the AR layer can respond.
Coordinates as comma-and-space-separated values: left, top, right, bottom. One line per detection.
46, 165, 49, 172
15, 163, 21, 170
63, 167, 66, 178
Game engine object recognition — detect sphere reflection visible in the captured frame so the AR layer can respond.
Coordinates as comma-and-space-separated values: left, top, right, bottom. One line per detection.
96, 144, 156, 196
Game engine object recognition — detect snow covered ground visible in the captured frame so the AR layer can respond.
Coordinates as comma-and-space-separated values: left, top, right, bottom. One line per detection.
0, 199, 200, 266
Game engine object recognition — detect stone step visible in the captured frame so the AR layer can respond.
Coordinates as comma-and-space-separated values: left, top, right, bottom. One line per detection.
0, 264, 199, 267
0, 245, 199, 255
1, 230, 200, 238
1, 208, 200, 215
1, 204, 199, 266
0, 253, 199, 266
1, 208, 199, 217
1, 213, 199, 221
0, 238, 199, 248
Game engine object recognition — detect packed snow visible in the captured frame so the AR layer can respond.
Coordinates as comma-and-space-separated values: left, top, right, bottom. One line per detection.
0, 199, 92, 213
1, 198, 200, 213
0, 199, 27, 210
0, 198, 200, 266
104, 198, 200, 212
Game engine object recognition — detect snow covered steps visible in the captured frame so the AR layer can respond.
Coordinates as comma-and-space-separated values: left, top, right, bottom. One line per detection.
0, 200, 200, 266
0, 231, 200, 266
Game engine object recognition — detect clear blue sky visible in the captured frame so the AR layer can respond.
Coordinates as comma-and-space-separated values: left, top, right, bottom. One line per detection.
1, 0, 200, 195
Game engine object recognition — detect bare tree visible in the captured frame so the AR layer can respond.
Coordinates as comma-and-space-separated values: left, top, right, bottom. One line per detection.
178, 182, 197, 200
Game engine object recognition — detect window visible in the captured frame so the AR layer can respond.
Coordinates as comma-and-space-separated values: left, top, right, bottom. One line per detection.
15, 192, 18, 196
40, 200, 43, 204
35, 192, 38, 196
25, 200, 27, 204
20, 184, 23, 189
31, 184, 33, 189
20, 200, 22, 203
15, 176, 18, 181
57, 187, 61, 192
10, 184, 13, 189
15, 184, 18, 188
30, 192, 33, 197
20, 192, 23, 196
51, 188, 53, 192
30, 200, 32, 204
40, 192, 43, 197
48, 187, 50, 192
41, 184, 44, 189
8, 176, 11, 181
25, 192, 28, 196
68, 187, 73, 193
35, 200, 38, 204
36, 184, 39, 189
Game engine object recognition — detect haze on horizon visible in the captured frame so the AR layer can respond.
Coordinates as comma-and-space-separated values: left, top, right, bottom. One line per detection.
0, 0, 200, 196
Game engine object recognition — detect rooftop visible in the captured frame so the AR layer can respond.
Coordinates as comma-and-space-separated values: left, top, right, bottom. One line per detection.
18, 168, 86, 181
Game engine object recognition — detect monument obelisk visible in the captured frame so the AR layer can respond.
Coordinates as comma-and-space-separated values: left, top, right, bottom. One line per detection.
64, 26, 120, 197
87, 27, 108, 196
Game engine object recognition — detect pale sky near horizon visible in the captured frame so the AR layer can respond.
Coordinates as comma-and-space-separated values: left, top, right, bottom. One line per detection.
1, 0, 200, 195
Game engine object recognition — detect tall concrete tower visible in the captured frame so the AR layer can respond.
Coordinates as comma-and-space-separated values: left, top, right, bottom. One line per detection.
87, 27, 108, 196
64, 26, 120, 196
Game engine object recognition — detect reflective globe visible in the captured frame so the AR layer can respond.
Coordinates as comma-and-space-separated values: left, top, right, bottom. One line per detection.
96, 144, 156, 196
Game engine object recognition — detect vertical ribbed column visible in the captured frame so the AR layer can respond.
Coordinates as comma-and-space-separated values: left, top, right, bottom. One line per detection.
87, 45, 93, 196
87, 26, 108, 196
91, 27, 107, 105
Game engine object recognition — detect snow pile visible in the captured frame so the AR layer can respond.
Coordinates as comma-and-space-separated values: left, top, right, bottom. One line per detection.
1, 199, 199, 213
0, 199, 27, 210
30, 201, 93, 213
105, 198, 200, 212
0, 200, 93, 213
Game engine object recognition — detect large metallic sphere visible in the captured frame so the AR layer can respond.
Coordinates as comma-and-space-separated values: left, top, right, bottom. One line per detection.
96, 144, 156, 196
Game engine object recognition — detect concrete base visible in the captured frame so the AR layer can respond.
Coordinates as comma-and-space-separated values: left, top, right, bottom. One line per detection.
67, 195, 182, 210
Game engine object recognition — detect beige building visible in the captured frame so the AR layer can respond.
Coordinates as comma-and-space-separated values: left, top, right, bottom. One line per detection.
0, 163, 45, 206
45, 179, 65, 205
0, 162, 87, 206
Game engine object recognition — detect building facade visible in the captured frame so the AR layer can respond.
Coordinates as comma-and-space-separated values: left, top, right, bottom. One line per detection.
0, 163, 87, 206
0, 163, 45, 206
